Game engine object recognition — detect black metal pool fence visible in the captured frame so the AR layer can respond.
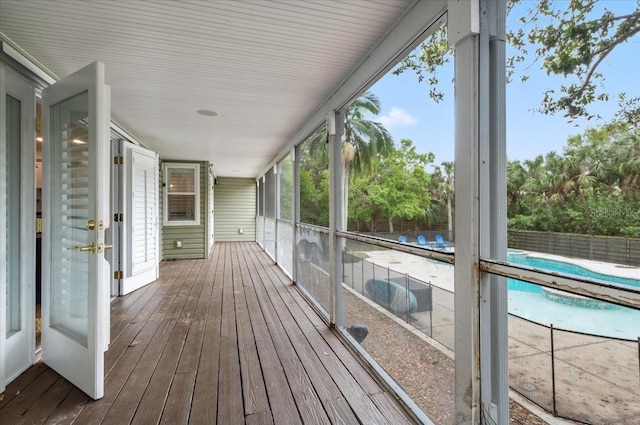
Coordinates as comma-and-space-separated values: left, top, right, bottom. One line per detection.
341, 252, 640, 424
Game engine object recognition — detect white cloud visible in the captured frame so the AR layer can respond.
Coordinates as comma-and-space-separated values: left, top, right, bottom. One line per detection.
379, 107, 417, 128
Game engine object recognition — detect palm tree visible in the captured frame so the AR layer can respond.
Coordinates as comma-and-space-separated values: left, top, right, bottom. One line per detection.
506, 160, 526, 215
616, 132, 640, 199
437, 161, 454, 240
309, 91, 394, 227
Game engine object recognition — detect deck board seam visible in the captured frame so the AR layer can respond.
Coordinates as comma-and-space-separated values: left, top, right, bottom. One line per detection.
246, 243, 409, 424
133, 258, 210, 424
95, 259, 201, 424
239, 243, 334, 424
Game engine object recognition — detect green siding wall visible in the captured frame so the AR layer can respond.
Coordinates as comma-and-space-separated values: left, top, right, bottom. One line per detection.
158, 162, 163, 260
161, 161, 208, 259
214, 177, 256, 242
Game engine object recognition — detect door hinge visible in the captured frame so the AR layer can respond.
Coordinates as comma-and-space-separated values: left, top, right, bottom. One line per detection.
113, 156, 123, 165
114, 270, 124, 279
114, 213, 123, 222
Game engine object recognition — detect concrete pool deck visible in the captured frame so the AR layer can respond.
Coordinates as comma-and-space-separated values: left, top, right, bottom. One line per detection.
345, 249, 640, 424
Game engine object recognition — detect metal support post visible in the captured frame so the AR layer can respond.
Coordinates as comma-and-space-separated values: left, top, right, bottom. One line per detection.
328, 110, 345, 327
429, 283, 433, 338
551, 324, 557, 416
261, 175, 266, 248
274, 164, 280, 265
479, 0, 493, 417
488, 1, 509, 422
405, 272, 410, 323
0, 63, 7, 396
351, 257, 354, 289
292, 145, 300, 283
361, 257, 365, 295
450, 0, 508, 422
449, 0, 481, 422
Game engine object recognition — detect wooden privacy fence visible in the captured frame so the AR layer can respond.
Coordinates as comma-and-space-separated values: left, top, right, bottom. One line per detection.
350, 228, 638, 266
508, 230, 640, 267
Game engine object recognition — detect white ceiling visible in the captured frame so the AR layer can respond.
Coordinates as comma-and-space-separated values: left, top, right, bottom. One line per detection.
0, 0, 420, 178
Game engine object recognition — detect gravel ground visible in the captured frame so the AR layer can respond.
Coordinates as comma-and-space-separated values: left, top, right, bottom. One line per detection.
344, 289, 548, 425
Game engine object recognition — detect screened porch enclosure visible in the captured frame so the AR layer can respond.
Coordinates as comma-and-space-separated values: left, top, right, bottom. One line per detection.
2, 0, 640, 424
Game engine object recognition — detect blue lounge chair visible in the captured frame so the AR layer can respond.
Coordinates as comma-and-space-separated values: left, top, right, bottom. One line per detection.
435, 234, 451, 249
398, 235, 407, 243
417, 235, 427, 246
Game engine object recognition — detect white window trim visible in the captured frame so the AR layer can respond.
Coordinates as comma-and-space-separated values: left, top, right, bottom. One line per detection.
163, 162, 200, 226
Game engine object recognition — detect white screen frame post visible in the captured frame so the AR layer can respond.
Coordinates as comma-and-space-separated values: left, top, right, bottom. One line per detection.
328, 110, 345, 328
0, 61, 7, 395
450, 0, 509, 422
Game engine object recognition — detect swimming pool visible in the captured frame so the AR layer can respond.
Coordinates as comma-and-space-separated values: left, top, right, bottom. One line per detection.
506, 252, 640, 340
508, 252, 640, 289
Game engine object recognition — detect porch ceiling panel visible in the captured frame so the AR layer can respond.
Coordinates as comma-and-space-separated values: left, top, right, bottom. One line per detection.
0, 0, 415, 177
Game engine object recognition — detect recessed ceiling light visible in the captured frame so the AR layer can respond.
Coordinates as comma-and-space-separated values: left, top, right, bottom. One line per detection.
72, 139, 87, 144
36, 137, 43, 142
197, 109, 218, 117
232, 169, 240, 172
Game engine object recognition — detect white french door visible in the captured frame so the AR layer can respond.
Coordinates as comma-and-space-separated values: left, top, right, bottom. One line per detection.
41, 62, 110, 400
116, 141, 159, 295
1, 67, 36, 392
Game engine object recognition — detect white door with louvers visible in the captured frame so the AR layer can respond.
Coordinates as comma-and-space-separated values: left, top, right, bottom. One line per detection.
41, 61, 111, 400
120, 144, 159, 295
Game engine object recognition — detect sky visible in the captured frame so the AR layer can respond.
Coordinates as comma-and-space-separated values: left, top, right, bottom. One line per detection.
367, 0, 640, 167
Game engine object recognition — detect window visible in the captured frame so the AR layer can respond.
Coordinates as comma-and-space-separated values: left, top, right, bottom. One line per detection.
163, 163, 200, 226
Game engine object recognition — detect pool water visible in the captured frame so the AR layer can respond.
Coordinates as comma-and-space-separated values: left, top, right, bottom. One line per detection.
508, 253, 640, 289
507, 253, 640, 340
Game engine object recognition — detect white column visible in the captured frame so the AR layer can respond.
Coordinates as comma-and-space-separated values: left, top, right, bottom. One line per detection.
449, 0, 481, 422
328, 110, 344, 327
479, 0, 493, 417
488, 0, 509, 422
292, 146, 300, 283
449, 0, 508, 422
274, 164, 279, 264
0, 61, 7, 394
451, 32, 481, 425
261, 175, 266, 248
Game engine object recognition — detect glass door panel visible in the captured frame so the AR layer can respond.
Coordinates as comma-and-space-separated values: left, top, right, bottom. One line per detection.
5, 95, 21, 337
50, 92, 90, 346
2, 67, 36, 391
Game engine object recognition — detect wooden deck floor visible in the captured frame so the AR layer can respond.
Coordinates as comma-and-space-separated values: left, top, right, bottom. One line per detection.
0, 242, 417, 425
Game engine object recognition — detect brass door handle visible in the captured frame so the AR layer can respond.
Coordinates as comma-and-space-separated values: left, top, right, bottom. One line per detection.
97, 243, 112, 253
74, 242, 96, 254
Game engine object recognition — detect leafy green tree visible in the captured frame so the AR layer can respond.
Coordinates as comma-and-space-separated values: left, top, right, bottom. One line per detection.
299, 132, 330, 227
308, 91, 394, 226
348, 174, 378, 231
349, 139, 434, 231
394, 0, 640, 125
506, 124, 640, 236
510, 0, 640, 122
615, 132, 640, 197
507, 160, 527, 214
426, 161, 456, 238
423, 173, 446, 229
438, 161, 455, 239
278, 158, 294, 220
